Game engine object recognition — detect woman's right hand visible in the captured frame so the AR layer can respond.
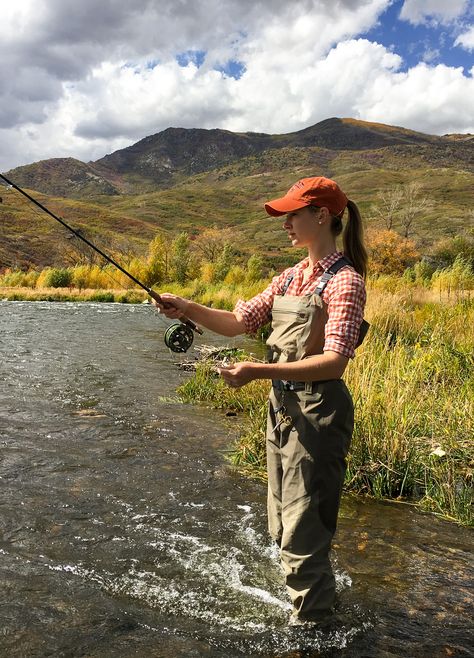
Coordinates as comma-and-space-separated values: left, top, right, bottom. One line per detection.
152, 293, 190, 320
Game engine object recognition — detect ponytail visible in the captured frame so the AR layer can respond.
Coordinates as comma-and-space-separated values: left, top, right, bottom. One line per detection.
343, 200, 368, 279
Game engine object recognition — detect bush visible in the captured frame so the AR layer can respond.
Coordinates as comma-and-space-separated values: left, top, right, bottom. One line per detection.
367, 229, 419, 275
430, 235, 474, 270
246, 254, 264, 283
414, 259, 435, 282
89, 291, 115, 302
200, 262, 217, 284
37, 268, 73, 288
224, 266, 246, 285
404, 259, 435, 285
0, 268, 39, 287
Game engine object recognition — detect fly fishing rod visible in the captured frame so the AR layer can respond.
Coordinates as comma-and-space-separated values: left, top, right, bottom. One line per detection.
0, 172, 202, 352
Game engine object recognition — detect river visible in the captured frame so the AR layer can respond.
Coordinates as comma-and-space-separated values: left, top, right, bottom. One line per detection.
0, 301, 472, 657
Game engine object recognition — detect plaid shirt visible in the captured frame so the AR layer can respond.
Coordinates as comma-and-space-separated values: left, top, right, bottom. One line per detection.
234, 251, 366, 359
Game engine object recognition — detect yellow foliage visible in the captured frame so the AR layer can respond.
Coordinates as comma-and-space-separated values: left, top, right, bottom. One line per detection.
224, 266, 246, 285
200, 262, 217, 283
367, 228, 419, 275
0, 268, 39, 287
36, 268, 52, 288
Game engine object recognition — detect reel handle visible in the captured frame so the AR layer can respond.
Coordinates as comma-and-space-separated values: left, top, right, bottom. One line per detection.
148, 289, 203, 335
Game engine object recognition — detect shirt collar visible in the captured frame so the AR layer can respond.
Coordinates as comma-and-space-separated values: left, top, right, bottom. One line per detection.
297, 251, 344, 273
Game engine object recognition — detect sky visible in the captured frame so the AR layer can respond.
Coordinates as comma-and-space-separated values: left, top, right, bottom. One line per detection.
1, 0, 473, 172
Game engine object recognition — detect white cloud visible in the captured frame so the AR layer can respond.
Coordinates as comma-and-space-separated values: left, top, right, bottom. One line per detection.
399, 0, 470, 26
1, 0, 473, 172
358, 61, 474, 135
455, 25, 474, 50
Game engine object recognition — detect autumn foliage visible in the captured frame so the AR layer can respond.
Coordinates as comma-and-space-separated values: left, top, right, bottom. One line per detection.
366, 228, 419, 275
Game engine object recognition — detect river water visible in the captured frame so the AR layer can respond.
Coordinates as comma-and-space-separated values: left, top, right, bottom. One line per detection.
0, 301, 472, 658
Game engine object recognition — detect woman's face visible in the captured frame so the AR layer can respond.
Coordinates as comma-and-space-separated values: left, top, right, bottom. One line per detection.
282, 206, 321, 248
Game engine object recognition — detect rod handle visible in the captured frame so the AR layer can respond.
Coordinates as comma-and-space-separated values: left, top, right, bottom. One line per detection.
148, 289, 203, 335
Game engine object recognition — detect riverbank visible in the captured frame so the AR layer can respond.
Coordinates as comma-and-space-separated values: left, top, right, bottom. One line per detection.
177, 291, 473, 527
0, 286, 147, 303
2, 284, 472, 525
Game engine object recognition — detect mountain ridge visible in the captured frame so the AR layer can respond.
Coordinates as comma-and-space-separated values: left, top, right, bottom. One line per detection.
3, 117, 454, 198
1, 117, 472, 271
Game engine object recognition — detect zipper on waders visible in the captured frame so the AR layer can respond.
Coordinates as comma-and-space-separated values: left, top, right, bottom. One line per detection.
271, 308, 307, 319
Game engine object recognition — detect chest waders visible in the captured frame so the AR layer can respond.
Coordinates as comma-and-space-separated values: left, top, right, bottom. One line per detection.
265, 257, 366, 621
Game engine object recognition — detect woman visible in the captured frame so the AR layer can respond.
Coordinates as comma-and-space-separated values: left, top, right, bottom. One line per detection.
155, 176, 368, 625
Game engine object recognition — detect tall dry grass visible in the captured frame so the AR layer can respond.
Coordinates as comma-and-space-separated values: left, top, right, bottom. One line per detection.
178, 288, 473, 526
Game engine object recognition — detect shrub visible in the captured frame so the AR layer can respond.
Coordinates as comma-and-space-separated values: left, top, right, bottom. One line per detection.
366, 228, 419, 275
432, 256, 474, 294
430, 235, 474, 270
200, 262, 217, 284
36, 268, 73, 288
89, 291, 115, 302
404, 259, 435, 285
224, 266, 246, 285
246, 254, 264, 283
0, 268, 39, 287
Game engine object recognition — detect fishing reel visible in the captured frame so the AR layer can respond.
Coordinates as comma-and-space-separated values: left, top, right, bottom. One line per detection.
164, 322, 195, 353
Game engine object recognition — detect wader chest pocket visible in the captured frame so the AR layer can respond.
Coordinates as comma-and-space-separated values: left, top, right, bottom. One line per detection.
271, 308, 307, 321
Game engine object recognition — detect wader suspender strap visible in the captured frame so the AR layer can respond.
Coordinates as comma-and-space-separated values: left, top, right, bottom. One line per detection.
279, 256, 351, 297
313, 256, 351, 296
312, 256, 370, 346
280, 273, 295, 295
277, 255, 369, 348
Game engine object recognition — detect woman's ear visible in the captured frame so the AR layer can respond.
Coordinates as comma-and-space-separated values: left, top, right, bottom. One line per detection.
317, 207, 331, 224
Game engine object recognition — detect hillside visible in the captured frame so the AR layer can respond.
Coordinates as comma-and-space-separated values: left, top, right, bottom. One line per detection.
1, 117, 473, 270
91, 117, 441, 192
3, 117, 455, 198
4, 158, 122, 198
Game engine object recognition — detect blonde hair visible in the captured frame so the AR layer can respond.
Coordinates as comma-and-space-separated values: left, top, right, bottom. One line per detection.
326, 202, 367, 278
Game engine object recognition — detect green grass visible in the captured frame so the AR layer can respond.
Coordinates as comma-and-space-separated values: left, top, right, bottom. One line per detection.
176, 287, 474, 526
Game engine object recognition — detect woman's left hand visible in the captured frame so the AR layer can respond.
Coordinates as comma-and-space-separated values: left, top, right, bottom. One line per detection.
218, 362, 257, 388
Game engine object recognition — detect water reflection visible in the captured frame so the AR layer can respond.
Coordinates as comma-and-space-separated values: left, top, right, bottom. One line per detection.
0, 302, 472, 657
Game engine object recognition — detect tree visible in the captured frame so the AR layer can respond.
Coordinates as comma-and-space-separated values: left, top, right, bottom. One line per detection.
60, 229, 101, 266
171, 232, 191, 284
192, 227, 235, 263
370, 182, 430, 238
371, 187, 404, 230
145, 233, 169, 286
399, 181, 430, 239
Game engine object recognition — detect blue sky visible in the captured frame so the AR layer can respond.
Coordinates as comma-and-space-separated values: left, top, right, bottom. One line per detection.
1, 0, 473, 171
363, 0, 473, 72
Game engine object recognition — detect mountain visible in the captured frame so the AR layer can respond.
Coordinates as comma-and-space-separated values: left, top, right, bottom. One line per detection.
1, 117, 473, 270
4, 117, 463, 199
4, 158, 121, 198
92, 118, 441, 191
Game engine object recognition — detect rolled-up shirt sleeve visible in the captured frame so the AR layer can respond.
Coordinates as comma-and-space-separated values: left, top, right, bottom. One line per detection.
323, 270, 366, 359
233, 269, 293, 334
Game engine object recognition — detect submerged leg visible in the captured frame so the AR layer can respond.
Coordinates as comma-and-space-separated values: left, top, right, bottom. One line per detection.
277, 383, 354, 620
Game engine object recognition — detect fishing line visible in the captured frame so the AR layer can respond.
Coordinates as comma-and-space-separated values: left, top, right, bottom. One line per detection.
0, 173, 202, 352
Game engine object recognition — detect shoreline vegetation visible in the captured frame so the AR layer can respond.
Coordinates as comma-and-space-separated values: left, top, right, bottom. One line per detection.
1, 269, 473, 527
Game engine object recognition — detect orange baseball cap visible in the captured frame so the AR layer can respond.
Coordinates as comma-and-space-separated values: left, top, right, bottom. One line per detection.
264, 176, 348, 217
